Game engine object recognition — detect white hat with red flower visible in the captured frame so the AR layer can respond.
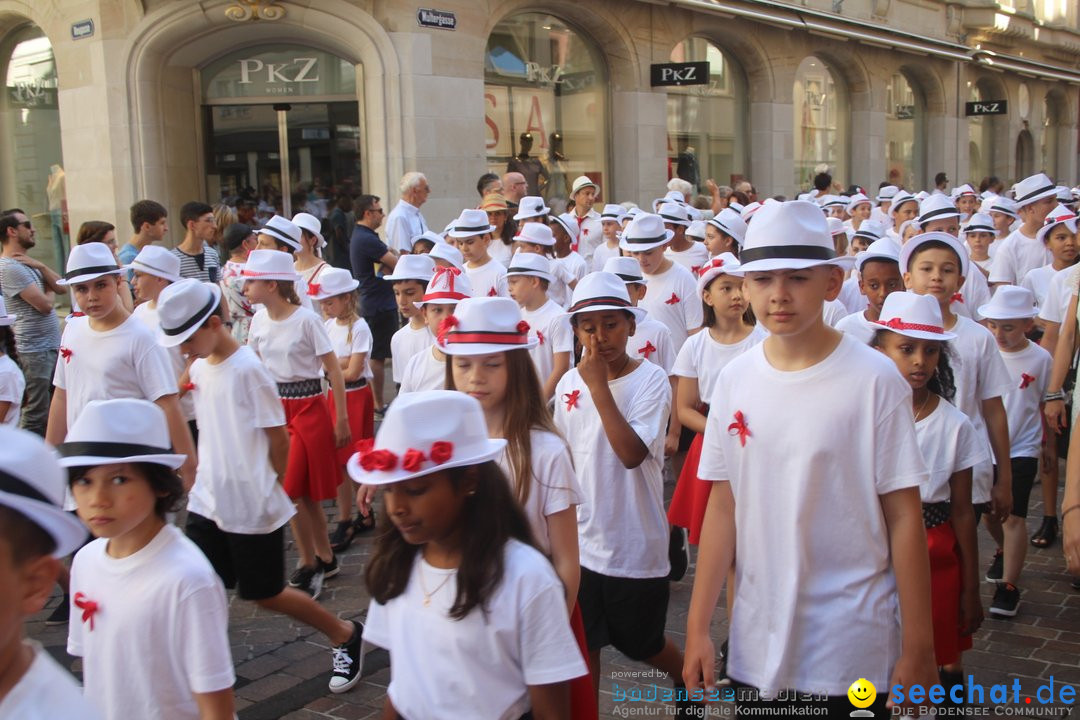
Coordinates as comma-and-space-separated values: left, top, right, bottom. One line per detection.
346, 390, 506, 485
439, 297, 538, 356
412, 265, 473, 308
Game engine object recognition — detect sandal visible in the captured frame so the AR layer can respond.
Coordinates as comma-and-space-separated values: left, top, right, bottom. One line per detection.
353, 508, 377, 534
1030, 516, 1058, 548
330, 520, 357, 553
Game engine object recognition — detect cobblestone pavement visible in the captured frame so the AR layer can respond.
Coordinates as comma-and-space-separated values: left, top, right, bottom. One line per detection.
27, 464, 1080, 718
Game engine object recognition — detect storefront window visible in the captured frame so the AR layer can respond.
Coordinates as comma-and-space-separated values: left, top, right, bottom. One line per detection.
793, 56, 848, 191
967, 80, 995, 185
1, 26, 66, 270
665, 38, 747, 194
485, 13, 607, 212
885, 73, 923, 190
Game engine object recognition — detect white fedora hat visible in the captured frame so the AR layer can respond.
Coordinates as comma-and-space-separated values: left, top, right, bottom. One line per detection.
917, 194, 961, 228
619, 213, 674, 252
125, 245, 181, 283
410, 230, 445, 250
0, 426, 88, 557
570, 175, 599, 196
888, 191, 919, 218
657, 201, 691, 228
740, 201, 764, 222
977, 285, 1038, 320
899, 231, 970, 277
346, 390, 505, 486
846, 193, 872, 214
513, 196, 551, 221
551, 213, 580, 244
57, 243, 122, 286
696, 253, 743, 295
818, 195, 846, 211
56, 398, 186, 470
1012, 173, 1057, 208
827, 217, 847, 237
989, 197, 1018, 219
156, 279, 222, 347
603, 256, 645, 284
951, 183, 977, 199
259, 215, 303, 251
853, 219, 887, 244
413, 265, 473, 308
686, 220, 707, 241
448, 208, 496, 238
1035, 205, 1079, 245
854, 237, 901, 273
962, 213, 997, 235
1057, 185, 1075, 203
241, 249, 301, 282
875, 185, 899, 203
0, 295, 16, 326
564, 272, 647, 322
505, 252, 554, 284
291, 212, 327, 249
429, 241, 465, 270
707, 208, 747, 246
440, 297, 538, 356
308, 266, 360, 301
383, 253, 436, 283
514, 222, 555, 247
874, 292, 957, 341
600, 204, 627, 223
738, 199, 855, 273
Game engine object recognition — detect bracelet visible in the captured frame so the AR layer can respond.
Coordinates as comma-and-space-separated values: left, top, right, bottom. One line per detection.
1045, 390, 1066, 402
1064, 505, 1080, 521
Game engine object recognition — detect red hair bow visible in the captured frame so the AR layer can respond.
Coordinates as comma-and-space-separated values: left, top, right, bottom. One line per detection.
951, 292, 964, 304
432, 265, 462, 293
727, 411, 751, 447
307, 282, 322, 297
74, 592, 98, 631
60, 346, 73, 363
665, 292, 680, 305
1020, 373, 1035, 390
563, 390, 581, 411
437, 315, 459, 346
638, 341, 657, 359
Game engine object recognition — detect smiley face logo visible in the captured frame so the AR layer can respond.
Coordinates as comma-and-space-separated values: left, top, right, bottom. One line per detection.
848, 678, 877, 710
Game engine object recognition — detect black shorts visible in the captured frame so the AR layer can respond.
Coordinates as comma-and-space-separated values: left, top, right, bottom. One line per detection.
364, 309, 399, 361
186, 513, 286, 600
1008, 456, 1039, 518
578, 567, 668, 661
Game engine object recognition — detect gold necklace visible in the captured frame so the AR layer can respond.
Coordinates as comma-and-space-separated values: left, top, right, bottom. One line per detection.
418, 561, 455, 607
914, 392, 932, 421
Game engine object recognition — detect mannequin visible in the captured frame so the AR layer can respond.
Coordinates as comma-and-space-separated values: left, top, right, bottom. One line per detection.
543, 131, 569, 208
506, 132, 548, 196
46, 164, 68, 271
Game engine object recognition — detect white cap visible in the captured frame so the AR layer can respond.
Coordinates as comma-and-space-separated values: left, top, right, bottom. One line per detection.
977, 285, 1038, 320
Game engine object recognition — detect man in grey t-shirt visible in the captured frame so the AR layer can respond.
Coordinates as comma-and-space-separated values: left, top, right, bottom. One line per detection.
0, 210, 62, 436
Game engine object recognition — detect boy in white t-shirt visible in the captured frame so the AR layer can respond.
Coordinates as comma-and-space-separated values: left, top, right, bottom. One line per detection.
551, 214, 589, 287
157, 280, 366, 693
399, 267, 473, 394
686, 200, 936, 715
1021, 205, 1078, 319
0, 427, 99, 720
977, 287, 1052, 618
834, 238, 904, 345
621, 213, 703, 354
659, 202, 709, 276
962, 213, 996, 279
452, 208, 508, 298
988, 173, 1057, 287
384, 254, 436, 386
505, 252, 574, 399
593, 204, 625, 272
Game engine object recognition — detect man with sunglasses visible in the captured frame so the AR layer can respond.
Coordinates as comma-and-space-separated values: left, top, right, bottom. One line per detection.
0, 209, 62, 436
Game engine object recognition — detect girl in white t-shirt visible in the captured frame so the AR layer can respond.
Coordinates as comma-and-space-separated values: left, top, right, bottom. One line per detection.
244, 250, 351, 598
312, 268, 377, 552
0, 307, 25, 426
350, 391, 587, 720
871, 292, 985, 695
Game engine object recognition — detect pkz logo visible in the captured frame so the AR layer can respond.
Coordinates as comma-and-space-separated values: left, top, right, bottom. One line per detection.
237, 57, 319, 85
965, 100, 1007, 117
651, 62, 710, 88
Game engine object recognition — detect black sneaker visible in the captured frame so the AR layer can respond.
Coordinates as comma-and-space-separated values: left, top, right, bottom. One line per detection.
329, 520, 355, 553
989, 582, 1021, 617
985, 549, 1004, 582
320, 554, 340, 579
44, 594, 70, 625
668, 526, 690, 582
329, 620, 366, 694
717, 638, 731, 687
292, 565, 325, 600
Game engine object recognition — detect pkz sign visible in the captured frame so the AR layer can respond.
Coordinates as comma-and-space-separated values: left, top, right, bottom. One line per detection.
650, 62, 710, 87
965, 100, 1008, 117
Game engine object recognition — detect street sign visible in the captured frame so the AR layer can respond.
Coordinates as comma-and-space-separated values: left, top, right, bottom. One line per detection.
650, 62, 710, 87
71, 19, 94, 40
965, 100, 1007, 116
417, 8, 456, 30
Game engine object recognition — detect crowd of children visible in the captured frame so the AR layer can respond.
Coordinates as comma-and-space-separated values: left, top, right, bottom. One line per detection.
4, 171, 1080, 719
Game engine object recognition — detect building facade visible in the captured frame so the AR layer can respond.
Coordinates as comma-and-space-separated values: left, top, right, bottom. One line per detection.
2, 0, 1078, 268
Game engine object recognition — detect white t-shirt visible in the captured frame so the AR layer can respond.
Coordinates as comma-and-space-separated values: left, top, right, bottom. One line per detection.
187, 347, 295, 534
665, 242, 710, 276
0, 641, 102, 719
948, 314, 1014, 503
698, 334, 927, 696
364, 540, 587, 720
1037, 264, 1080, 325
521, 299, 574, 385
391, 323, 434, 384
837, 276, 868, 315
573, 212, 604, 263
553, 360, 671, 578
834, 311, 879, 346
132, 301, 195, 421
998, 341, 1052, 458
591, 242, 621, 273
68, 525, 235, 720
53, 315, 179, 430
464, 258, 509, 298
489, 240, 513, 268
672, 325, 767, 405
297, 261, 331, 300
399, 346, 446, 394
552, 252, 588, 285
1021, 264, 1056, 310
546, 259, 580, 309
953, 268, 992, 321
915, 398, 988, 503
248, 306, 332, 382
0, 353, 25, 426
630, 316, 676, 374
495, 429, 582, 554
640, 262, 702, 353
326, 317, 373, 380
988, 228, 1051, 286
823, 298, 848, 327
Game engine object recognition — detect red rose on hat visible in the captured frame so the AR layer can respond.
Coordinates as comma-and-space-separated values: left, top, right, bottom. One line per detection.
402, 448, 426, 472
429, 441, 453, 464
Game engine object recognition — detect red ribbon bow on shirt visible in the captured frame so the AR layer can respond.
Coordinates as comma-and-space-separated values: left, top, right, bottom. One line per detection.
74, 592, 98, 631
563, 390, 581, 412
432, 265, 462, 293
638, 341, 657, 359
1020, 373, 1036, 390
536, 330, 545, 345
307, 282, 322, 297
665, 292, 680, 305
436, 315, 459, 346
180, 382, 196, 392
951, 292, 964, 304
487, 287, 497, 297
690, 265, 703, 276
59, 347, 73, 363
727, 411, 751, 447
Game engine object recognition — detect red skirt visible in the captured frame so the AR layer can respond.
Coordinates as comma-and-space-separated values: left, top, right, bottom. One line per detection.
927, 521, 972, 666
668, 432, 711, 545
327, 384, 374, 465
568, 602, 598, 720
282, 395, 341, 502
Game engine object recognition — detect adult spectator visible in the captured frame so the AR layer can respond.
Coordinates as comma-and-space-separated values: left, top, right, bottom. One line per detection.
567, 175, 603, 263
501, 171, 528, 208
171, 201, 220, 282
0, 210, 61, 436
349, 194, 398, 414
477, 172, 502, 198
734, 179, 757, 203
211, 203, 237, 257
934, 172, 949, 195
384, 172, 430, 254
326, 193, 354, 269
118, 200, 168, 266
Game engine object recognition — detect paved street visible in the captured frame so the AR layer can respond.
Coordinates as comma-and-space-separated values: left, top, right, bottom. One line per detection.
27, 465, 1080, 718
